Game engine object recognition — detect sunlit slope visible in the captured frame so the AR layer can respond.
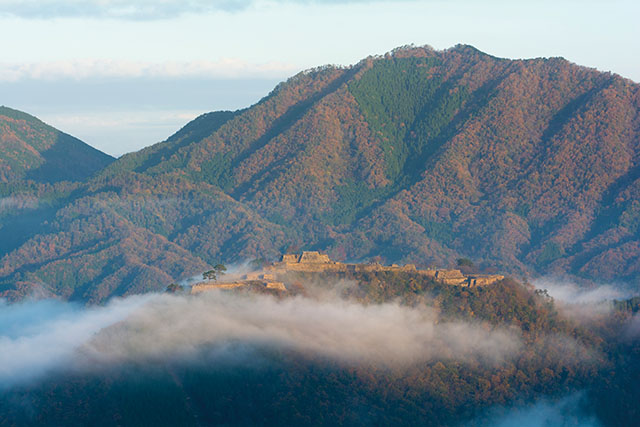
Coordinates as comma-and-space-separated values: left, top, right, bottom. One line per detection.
1, 45, 639, 301
112, 45, 640, 281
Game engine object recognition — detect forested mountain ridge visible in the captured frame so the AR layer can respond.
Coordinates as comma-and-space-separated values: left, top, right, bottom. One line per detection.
1, 45, 639, 302
0, 106, 114, 183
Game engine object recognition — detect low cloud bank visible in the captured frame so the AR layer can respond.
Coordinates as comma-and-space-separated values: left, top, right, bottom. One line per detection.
623, 313, 640, 339
85, 291, 521, 365
0, 289, 522, 388
0, 196, 39, 212
0, 295, 152, 388
533, 277, 631, 305
532, 277, 637, 321
472, 392, 600, 427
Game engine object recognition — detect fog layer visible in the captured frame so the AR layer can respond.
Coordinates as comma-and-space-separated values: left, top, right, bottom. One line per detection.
0, 289, 522, 388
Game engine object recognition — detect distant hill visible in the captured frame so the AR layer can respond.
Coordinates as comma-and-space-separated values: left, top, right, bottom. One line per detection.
1, 45, 639, 302
0, 106, 114, 183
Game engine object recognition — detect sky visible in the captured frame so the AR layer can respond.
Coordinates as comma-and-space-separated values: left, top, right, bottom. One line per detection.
0, 0, 638, 156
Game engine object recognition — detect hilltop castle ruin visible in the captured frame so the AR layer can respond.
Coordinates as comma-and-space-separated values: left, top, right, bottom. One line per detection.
190, 251, 504, 294
266, 251, 504, 286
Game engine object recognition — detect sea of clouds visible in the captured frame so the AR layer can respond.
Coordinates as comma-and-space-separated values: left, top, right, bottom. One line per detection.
0, 288, 522, 389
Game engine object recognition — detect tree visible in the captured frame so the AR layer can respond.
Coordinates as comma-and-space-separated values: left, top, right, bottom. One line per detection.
456, 258, 474, 267
203, 264, 226, 282
214, 264, 226, 280
456, 258, 477, 274
165, 283, 182, 293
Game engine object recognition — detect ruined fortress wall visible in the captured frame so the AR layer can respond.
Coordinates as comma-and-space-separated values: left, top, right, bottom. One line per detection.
354, 264, 383, 272
418, 269, 437, 277
191, 282, 246, 293
265, 282, 286, 291
282, 254, 299, 263
435, 269, 464, 279
267, 252, 504, 288
271, 263, 348, 273
467, 275, 505, 287
299, 251, 331, 263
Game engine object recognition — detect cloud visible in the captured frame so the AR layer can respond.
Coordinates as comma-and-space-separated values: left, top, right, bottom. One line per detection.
85, 291, 522, 366
0, 196, 39, 212
532, 277, 636, 321
0, 0, 414, 20
622, 313, 640, 340
0, 295, 152, 388
533, 277, 631, 305
473, 392, 601, 427
0, 59, 296, 82
0, 290, 522, 388
0, 0, 248, 20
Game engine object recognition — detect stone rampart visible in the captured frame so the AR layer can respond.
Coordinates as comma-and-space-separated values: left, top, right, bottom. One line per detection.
466, 275, 505, 287
266, 252, 503, 288
191, 282, 246, 293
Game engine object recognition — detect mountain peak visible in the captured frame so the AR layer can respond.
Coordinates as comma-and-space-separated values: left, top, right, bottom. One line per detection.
0, 105, 42, 123
0, 106, 114, 183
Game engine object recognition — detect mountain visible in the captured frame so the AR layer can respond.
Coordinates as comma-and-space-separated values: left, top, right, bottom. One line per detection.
0, 106, 114, 183
1, 45, 639, 302
0, 273, 625, 426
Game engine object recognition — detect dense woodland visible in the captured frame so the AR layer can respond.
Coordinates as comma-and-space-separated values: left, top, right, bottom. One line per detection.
0, 45, 639, 303
0, 271, 638, 426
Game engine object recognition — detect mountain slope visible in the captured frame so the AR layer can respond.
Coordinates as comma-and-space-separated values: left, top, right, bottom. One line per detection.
111, 45, 638, 280
1, 45, 639, 302
0, 106, 114, 183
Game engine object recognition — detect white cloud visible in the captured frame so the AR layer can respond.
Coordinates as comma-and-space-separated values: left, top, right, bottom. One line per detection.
0, 0, 248, 19
39, 109, 205, 156
0, 196, 40, 212
0, 0, 412, 20
533, 277, 631, 305
0, 295, 152, 388
477, 392, 601, 427
85, 291, 522, 366
532, 277, 637, 321
0, 291, 522, 388
0, 59, 296, 82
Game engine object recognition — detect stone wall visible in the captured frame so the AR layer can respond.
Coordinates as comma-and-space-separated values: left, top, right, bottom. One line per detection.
265, 282, 286, 291
265, 252, 504, 288
299, 251, 331, 263
282, 254, 299, 263
435, 269, 467, 285
269, 251, 346, 273
466, 275, 505, 287
191, 282, 246, 293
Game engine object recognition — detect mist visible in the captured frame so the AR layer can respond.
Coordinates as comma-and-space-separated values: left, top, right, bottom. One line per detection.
85, 291, 521, 365
0, 295, 152, 388
0, 287, 522, 389
471, 392, 601, 427
532, 276, 637, 321
533, 277, 632, 305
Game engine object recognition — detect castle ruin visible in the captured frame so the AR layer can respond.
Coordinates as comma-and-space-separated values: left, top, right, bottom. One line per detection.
190, 251, 504, 294
267, 251, 504, 287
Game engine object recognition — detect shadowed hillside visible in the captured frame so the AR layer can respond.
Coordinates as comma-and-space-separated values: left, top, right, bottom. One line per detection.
0, 106, 114, 183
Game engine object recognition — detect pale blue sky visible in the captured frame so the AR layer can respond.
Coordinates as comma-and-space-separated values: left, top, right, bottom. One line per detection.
1, 0, 637, 156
